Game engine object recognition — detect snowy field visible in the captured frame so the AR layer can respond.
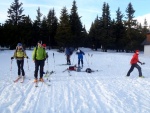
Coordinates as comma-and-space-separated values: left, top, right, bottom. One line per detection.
0, 48, 150, 113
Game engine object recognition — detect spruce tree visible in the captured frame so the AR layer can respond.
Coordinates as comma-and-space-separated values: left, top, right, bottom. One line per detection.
6, 0, 25, 25
70, 0, 83, 47
33, 7, 43, 44
47, 9, 58, 48
41, 16, 49, 45
115, 8, 125, 52
89, 16, 101, 50
55, 7, 72, 47
100, 2, 111, 52
124, 2, 137, 52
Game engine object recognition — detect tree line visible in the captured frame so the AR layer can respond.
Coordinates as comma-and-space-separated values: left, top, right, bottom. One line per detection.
0, 0, 149, 52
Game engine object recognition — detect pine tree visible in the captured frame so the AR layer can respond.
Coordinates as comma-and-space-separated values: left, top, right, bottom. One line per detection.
124, 2, 137, 52
100, 2, 111, 52
89, 16, 101, 50
41, 16, 49, 45
70, 0, 83, 47
55, 7, 72, 47
115, 8, 125, 52
47, 9, 58, 48
6, 0, 25, 25
32, 7, 43, 44
17, 15, 33, 48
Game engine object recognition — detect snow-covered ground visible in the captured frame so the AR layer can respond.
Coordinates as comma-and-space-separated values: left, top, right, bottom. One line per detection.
0, 48, 150, 113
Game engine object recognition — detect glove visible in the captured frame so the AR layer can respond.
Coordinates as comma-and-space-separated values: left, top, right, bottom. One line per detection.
11, 57, 14, 60
140, 62, 145, 65
26, 56, 29, 59
141, 62, 145, 65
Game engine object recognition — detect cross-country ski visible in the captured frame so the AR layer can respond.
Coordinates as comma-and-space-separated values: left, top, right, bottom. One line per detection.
14, 76, 21, 83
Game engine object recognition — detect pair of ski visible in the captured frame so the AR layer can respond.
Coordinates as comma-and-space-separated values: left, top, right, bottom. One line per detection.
58, 64, 71, 66
44, 70, 54, 77
35, 80, 50, 87
14, 76, 25, 83
63, 69, 72, 76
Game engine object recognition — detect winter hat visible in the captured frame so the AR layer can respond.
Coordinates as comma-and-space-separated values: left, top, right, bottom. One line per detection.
37, 40, 42, 44
17, 43, 22, 46
42, 44, 46, 47
135, 50, 139, 52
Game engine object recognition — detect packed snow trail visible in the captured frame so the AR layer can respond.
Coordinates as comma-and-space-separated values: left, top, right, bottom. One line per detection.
0, 49, 150, 113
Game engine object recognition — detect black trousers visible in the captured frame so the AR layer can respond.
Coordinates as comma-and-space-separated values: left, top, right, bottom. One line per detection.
78, 59, 83, 66
66, 55, 71, 64
34, 60, 44, 79
127, 63, 142, 77
17, 60, 25, 76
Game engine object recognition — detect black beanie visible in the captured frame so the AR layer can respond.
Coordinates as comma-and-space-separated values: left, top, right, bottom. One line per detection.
37, 40, 42, 44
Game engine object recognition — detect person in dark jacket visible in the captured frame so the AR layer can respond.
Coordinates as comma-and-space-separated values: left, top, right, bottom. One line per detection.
126, 50, 145, 78
76, 49, 85, 67
65, 47, 72, 65
11, 43, 28, 79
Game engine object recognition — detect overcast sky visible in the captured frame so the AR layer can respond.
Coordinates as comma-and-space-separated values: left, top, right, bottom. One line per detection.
0, 0, 150, 31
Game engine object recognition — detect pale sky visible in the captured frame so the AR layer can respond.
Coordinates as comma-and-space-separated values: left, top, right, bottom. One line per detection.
0, 0, 150, 31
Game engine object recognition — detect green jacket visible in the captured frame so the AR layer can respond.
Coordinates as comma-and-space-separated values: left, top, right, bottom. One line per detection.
13, 49, 27, 60
32, 46, 46, 60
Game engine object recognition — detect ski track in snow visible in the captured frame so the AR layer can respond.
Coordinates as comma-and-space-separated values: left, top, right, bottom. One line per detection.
0, 49, 150, 113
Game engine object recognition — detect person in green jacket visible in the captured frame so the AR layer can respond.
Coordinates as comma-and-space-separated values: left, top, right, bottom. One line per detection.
32, 40, 46, 82
11, 43, 28, 79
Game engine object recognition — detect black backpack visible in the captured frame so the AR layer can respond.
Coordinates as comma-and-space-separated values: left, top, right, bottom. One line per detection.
85, 68, 92, 73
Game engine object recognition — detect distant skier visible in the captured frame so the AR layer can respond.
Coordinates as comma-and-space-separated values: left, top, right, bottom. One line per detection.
76, 49, 85, 67
65, 47, 73, 65
32, 40, 47, 82
126, 50, 145, 78
11, 43, 29, 79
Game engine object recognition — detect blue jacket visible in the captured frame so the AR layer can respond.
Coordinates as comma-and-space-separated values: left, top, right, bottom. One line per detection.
76, 50, 85, 59
65, 47, 72, 55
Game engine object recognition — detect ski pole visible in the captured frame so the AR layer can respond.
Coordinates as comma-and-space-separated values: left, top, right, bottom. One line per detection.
85, 55, 89, 67
10, 59, 13, 71
27, 59, 29, 70
47, 56, 49, 68
91, 54, 93, 65
10, 59, 13, 81
72, 53, 76, 65
53, 53, 55, 72
46, 54, 50, 81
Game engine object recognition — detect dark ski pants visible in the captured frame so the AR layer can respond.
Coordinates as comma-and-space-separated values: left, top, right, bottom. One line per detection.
34, 60, 44, 79
127, 63, 142, 77
78, 59, 83, 66
66, 55, 71, 64
17, 60, 25, 76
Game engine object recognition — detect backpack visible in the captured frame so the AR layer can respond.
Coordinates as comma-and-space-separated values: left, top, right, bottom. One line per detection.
46, 52, 48, 58
15, 46, 26, 57
69, 65, 76, 71
85, 68, 92, 73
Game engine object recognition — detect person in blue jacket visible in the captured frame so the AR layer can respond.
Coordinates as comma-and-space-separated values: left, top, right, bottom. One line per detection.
65, 47, 72, 65
76, 49, 85, 67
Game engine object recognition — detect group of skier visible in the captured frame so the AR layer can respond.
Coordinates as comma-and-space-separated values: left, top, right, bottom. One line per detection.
64, 47, 85, 67
11, 41, 145, 83
11, 40, 48, 83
